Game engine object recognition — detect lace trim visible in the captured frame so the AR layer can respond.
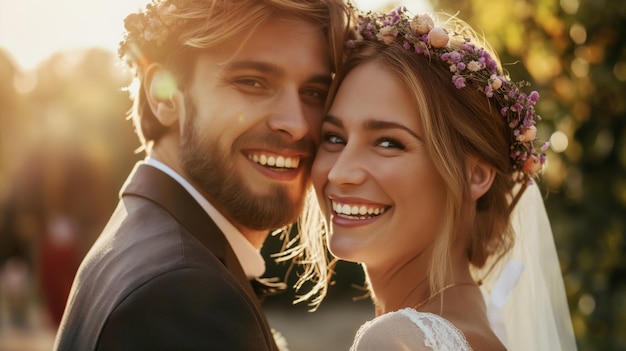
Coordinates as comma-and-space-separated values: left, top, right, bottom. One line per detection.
397, 309, 472, 350
351, 308, 472, 350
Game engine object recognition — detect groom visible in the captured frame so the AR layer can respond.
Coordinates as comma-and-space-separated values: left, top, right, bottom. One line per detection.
53, 0, 350, 349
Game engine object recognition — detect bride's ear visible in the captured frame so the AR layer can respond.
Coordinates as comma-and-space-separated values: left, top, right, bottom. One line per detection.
144, 63, 183, 127
467, 157, 496, 201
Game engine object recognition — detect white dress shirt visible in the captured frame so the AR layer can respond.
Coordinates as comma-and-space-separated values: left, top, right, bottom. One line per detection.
144, 157, 265, 279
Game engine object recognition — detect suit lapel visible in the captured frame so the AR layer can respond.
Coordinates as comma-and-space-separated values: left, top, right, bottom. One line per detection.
120, 162, 279, 350
120, 162, 257, 299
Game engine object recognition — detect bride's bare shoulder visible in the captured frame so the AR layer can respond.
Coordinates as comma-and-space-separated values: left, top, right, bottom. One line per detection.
462, 329, 507, 351
446, 308, 506, 351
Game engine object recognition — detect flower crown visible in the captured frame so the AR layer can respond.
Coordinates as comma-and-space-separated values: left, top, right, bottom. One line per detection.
118, 0, 185, 67
348, 7, 549, 182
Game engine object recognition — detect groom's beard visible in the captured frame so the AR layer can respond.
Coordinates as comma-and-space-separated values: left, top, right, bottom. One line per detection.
179, 99, 305, 231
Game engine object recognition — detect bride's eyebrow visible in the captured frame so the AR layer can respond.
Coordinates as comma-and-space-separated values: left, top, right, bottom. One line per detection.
362, 119, 421, 140
323, 114, 421, 139
322, 114, 343, 128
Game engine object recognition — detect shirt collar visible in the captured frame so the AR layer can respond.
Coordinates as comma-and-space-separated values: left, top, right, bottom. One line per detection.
144, 157, 265, 279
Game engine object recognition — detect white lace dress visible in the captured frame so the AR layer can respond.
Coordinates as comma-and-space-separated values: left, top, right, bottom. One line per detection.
350, 308, 472, 351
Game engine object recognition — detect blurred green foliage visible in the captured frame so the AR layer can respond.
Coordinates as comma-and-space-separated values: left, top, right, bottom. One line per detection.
430, 0, 626, 349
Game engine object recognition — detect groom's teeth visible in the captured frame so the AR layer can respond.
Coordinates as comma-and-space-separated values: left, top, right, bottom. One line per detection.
248, 154, 299, 169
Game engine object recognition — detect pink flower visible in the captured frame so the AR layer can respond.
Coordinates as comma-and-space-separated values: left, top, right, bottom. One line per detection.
428, 27, 449, 48
485, 85, 494, 97
522, 155, 542, 174
452, 74, 466, 88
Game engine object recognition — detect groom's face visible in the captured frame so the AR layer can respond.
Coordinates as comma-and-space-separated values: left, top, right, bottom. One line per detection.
178, 18, 332, 233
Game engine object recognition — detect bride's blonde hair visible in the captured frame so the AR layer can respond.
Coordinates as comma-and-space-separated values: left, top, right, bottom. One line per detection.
298, 10, 542, 303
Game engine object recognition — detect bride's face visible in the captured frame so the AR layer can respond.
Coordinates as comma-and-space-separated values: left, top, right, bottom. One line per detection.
312, 61, 448, 269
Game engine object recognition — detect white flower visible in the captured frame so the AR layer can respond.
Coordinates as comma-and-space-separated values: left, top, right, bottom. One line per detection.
410, 14, 434, 34
522, 125, 537, 142
467, 60, 482, 72
490, 74, 503, 89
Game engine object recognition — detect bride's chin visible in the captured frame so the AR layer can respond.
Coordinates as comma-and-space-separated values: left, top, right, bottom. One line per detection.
328, 238, 364, 263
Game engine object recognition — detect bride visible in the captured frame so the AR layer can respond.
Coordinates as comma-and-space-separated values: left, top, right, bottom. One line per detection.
301, 6, 577, 350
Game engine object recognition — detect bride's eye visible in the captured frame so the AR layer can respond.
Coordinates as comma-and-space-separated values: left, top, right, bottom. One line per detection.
377, 138, 404, 150
323, 133, 345, 145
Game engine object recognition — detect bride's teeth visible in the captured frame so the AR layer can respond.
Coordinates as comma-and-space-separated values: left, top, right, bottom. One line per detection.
267, 156, 276, 166
260, 154, 267, 165
359, 206, 367, 215
332, 201, 386, 219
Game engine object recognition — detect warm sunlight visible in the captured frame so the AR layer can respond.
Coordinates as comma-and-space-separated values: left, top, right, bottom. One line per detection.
0, 0, 432, 70
1, 0, 150, 70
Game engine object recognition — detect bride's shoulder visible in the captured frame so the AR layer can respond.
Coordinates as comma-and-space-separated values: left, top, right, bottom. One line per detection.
351, 308, 472, 351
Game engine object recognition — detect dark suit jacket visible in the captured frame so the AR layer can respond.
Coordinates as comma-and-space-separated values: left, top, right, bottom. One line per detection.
53, 163, 279, 350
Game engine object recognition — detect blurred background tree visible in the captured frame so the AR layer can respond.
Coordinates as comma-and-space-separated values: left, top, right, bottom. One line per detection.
0, 47, 141, 338
427, 0, 626, 349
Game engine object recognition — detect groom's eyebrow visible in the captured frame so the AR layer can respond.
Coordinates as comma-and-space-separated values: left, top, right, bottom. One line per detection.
225, 60, 332, 86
